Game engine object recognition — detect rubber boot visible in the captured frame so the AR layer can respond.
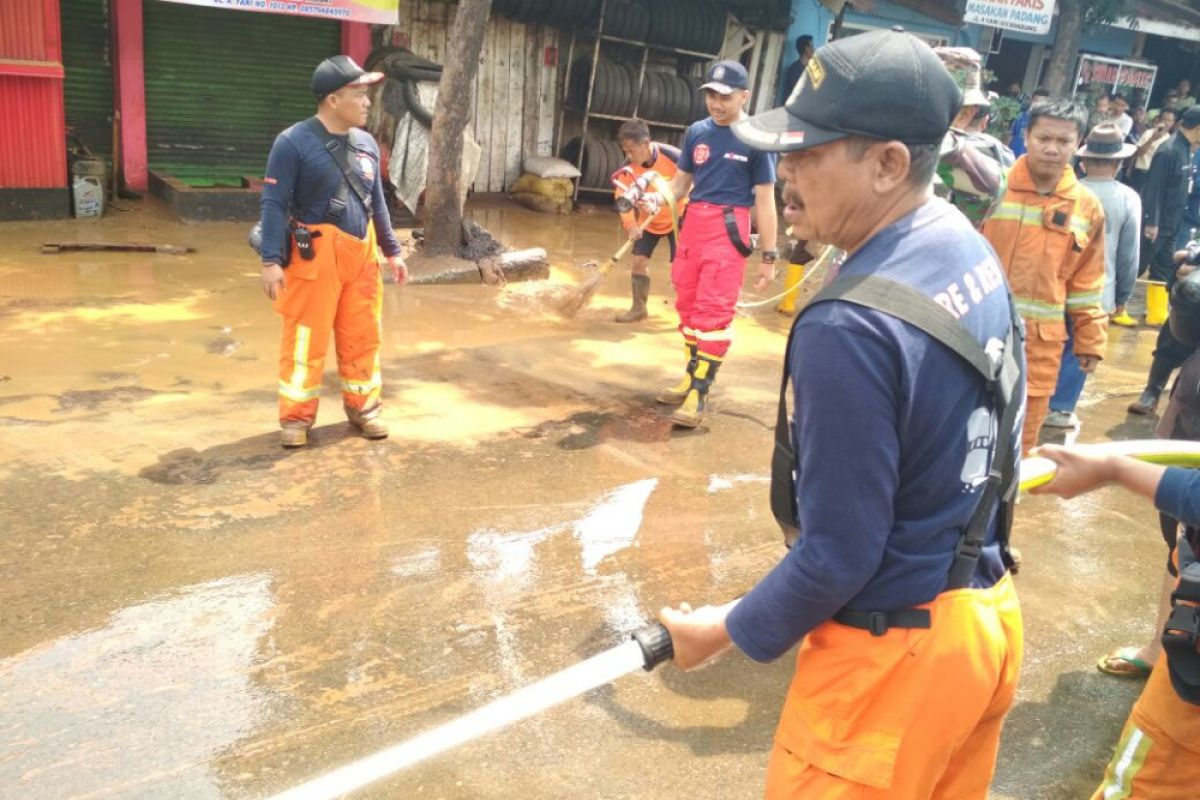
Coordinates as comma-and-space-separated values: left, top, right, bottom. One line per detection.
280, 426, 308, 449
347, 406, 389, 439
1146, 284, 1169, 326
1111, 307, 1138, 327
656, 342, 697, 404
670, 354, 720, 428
615, 274, 650, 323
354, 418, 389, 439
1128, 358, 1173, 415
776, 262, 806, 315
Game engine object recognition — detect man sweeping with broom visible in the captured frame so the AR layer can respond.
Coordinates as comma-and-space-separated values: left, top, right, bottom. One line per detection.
638, 60, 778, 428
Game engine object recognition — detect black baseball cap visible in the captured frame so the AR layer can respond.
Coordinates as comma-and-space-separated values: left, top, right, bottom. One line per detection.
733, 30, 962, 152
700, 60, 749, 95
311, 55, 384, 98
1180, 105, 1200, 129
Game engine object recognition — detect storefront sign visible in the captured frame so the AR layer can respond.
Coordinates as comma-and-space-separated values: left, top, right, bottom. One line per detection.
963, 0, 1055, 36
157, 0, 398, 24
1074, 54, 1158, 110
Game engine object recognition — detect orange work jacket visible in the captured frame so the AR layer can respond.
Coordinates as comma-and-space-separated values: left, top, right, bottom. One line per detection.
982, 157, 1108, 390
613, 142, 686, 236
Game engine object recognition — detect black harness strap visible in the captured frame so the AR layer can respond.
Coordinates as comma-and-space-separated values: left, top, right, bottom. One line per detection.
722, 206, 754, 257
1163, 534, 1200, 705
304, 117, 374, 221
771, 274, 1024, 636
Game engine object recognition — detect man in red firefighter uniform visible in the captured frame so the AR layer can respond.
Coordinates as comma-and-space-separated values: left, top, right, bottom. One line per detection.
258, 56, 407, 449
642, 60, 778, 428
611, 119, 686, 323
981, 97, 1107, 453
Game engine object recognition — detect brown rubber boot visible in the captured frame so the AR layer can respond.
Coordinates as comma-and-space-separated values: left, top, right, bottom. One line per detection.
352, 417, 389, 439
615, 274, 650, 323
280, 426, 308, 448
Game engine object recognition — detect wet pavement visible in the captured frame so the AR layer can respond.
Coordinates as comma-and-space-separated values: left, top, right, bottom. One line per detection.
0, 197, 1174, 799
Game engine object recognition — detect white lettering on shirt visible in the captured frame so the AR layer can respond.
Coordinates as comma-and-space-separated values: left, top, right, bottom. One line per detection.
932, 256, 1005, 321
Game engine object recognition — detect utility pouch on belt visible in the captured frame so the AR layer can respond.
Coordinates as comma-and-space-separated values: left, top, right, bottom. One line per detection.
722, 206, 754, 257
769, 274, 1025, 635
292, 222, 318, 260
1163, 534, 1200, 705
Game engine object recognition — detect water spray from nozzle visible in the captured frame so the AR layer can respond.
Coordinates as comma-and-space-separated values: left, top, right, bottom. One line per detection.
631, 621, 674, 671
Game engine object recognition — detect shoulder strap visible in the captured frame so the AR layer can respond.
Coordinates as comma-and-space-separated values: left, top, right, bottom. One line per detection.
304, 117, 373, 215
770, 274, 1023, 585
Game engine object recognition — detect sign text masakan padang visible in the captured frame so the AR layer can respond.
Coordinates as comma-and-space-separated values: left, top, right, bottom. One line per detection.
963, 0, 1055, 36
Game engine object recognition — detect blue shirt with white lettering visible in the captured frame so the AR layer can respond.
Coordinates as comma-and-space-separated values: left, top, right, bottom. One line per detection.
726, 197, 1024, 663
677, 117, 776, 207
259, 117, 402, 266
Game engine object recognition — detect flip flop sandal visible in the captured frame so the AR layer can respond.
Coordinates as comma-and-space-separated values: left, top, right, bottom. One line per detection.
1097, 646, 1153, 678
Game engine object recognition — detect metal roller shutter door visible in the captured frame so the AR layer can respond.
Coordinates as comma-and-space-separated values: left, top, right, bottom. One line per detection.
143, 1, 339, 185
61, 0, 114, 160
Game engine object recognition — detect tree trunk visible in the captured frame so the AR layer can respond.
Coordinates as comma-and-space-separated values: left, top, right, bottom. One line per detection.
423, 0, 490, 257
1042, 0, 1083, 96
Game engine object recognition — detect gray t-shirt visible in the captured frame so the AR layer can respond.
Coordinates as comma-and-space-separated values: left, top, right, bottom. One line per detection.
1082, 176, 1142, 311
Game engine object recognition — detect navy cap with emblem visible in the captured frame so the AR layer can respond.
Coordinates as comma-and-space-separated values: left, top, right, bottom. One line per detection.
700, 60, 750, 95
311, 55, 384, 99
732, 29, 962, 152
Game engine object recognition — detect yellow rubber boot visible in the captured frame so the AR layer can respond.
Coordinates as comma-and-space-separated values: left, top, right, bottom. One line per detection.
656, 341, 698, 404
1146, 284, 1169, 326
1110, 307, 1138, 327
670, 354, 720, 428
776, 261, 806, 315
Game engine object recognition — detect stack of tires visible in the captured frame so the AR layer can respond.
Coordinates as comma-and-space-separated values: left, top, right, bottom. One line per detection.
559, 135, 625, 190
602, 0, 726, 53
569, 58, 708, 124
492, 0, 724, 54
365, 47, 443, 128
637, 72, 708, 124
561, 131, 684, 190
491, 0, 600, 28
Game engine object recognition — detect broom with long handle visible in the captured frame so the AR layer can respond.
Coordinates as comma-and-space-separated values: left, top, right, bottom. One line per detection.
557, 214, 655, 318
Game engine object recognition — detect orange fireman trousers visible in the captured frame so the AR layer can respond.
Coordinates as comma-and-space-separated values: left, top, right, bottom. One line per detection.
765, 573, 1023, 800
1023, 394, 1051, 454
273, 222, 384, 428
1090, 655, 1200, 798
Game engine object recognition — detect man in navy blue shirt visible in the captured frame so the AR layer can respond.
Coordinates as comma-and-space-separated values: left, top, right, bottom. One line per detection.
643, 60, 778, 428
1034, 442, 1200, 797
258, 56, 406, 448
658, 31, 1025, 799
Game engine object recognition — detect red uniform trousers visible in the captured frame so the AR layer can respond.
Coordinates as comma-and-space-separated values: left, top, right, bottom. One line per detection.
273, 222, 384, 428
764, 574, 1023, 799
671, 201, 750, 360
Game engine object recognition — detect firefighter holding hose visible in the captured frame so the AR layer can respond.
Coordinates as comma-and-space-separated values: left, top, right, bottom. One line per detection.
610, 120, 686, 323
638, 59, 778, 428
658, 31, 1026, 799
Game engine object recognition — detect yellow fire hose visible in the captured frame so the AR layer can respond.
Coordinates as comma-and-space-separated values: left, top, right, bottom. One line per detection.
1019, 439, 1200, 492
